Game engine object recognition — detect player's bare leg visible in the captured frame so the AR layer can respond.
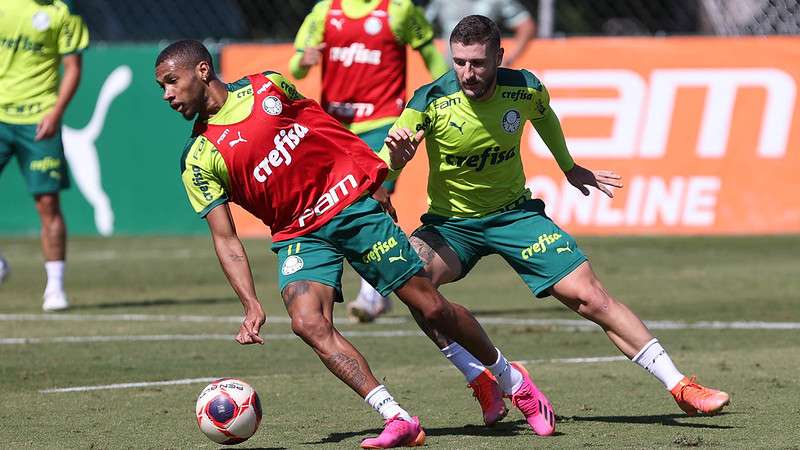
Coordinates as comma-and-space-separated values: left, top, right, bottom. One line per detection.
549, 261, 729, 415
282, 280, 425, 447
35, 193, 68, 311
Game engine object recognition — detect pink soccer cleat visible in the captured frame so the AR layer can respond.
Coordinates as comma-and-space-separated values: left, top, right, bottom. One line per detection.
468, 369, 508, 426
360, 415, 426, 449
509, 362, 556, 436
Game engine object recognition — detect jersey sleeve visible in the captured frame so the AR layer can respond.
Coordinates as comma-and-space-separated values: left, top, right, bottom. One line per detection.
289, 1, 330, 79
180, 136, 230, 217
392, 0, 436, 49
57, 6, 90, 55
265, 72, 305, 100
527, 79, 575, 172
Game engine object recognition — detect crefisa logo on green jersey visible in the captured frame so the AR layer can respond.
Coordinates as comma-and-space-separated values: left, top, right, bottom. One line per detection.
191, 166, 214, 201
444, 146, 516, 172
501, 89, 532, 101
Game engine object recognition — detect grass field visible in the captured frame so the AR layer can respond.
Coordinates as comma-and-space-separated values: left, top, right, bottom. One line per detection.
1, 235, 798, 449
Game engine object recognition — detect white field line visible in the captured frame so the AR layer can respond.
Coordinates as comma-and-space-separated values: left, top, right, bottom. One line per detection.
0, 330, 424, 345
39, 355, 628, 394
2, 313, 800, 330
40, 377, 217, 394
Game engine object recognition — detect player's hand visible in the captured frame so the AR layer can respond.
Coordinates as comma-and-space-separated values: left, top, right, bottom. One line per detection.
372, 186, 397, 222
385, 127, 424, 170
35, 112, 62, 141
235, 303, 266, 345
565, 164, 623, 198
300, 44, 326, 69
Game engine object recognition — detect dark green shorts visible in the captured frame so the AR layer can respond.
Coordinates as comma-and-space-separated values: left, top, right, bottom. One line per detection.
271, 195, 424, 299
413, 199, 587, 298
0, 122, 69, 194
358, 124, 396, 193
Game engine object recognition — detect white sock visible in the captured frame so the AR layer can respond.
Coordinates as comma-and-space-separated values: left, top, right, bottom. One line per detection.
44, 260, 65, 294
365, 385, 412, 422
441, 342, 486, 383
632, 338, 685, 390
358, 278, 386, 304
486, 348, 524, 395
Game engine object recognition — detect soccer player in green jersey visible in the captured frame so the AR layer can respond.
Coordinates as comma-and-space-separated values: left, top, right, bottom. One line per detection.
289, 0, 448, 322
379, 15, 730, 427
0, 0, 89, 311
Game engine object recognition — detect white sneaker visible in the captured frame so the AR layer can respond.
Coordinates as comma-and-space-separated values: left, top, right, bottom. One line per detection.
43, 290, 70, 312
346, 295, 391, 323
0, 255, 9, 284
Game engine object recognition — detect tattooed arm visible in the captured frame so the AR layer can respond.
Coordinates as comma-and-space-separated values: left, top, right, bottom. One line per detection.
206, 204, 266, 345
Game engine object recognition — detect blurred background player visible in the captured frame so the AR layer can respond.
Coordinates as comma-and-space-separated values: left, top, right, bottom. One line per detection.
157, 39, 555, 445
383, 15, 730, 426
425, 0, 536, 67
0, 0, 89, 311
289, 0, 448, 322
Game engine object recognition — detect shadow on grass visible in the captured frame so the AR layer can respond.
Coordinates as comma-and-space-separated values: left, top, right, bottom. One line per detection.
562, 412, 738, 429
70, 297, 236, 310
303, 419, 538, 445
224, 447, 288, 450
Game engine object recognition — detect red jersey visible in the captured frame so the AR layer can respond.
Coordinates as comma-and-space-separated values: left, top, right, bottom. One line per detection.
321, 0, 406, 125
194, 72, 388, 241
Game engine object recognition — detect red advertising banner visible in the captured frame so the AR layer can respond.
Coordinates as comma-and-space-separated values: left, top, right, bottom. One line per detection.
222, 37, 800, 236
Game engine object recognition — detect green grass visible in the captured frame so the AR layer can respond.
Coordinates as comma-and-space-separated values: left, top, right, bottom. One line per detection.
0, 235, 798, 449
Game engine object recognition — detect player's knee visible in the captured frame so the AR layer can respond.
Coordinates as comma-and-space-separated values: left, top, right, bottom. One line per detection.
576, 279, 614, 319
419, 292, 452, 326
290, 313, 333, 344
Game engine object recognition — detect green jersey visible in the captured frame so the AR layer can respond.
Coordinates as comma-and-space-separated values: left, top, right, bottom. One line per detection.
387, 68, 573, 218
0, 0, 89, 125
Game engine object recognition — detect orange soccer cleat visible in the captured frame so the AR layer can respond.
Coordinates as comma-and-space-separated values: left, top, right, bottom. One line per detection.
670, 376, 730, 416
468, 369, 508, 427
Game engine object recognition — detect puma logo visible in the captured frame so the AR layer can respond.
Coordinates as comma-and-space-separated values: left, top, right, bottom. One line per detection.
330, 18, 344, 31
557, 247, 572, 254
388, 250, 407, 263
449, 120, 465, 134
228, 131, 247, 147
63, 65, 132, 237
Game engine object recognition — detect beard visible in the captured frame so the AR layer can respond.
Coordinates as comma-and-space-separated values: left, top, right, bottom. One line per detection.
457, 72, 496, 100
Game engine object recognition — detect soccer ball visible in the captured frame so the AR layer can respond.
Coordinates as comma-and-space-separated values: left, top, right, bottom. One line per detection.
195, 378, 262, 444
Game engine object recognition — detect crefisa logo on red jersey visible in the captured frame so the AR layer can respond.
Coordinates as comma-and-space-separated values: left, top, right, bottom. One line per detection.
252, 123, 309, 182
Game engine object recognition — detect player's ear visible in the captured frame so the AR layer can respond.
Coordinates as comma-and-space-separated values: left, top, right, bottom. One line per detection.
196, 60, 211, 83
496, 47, 504, 68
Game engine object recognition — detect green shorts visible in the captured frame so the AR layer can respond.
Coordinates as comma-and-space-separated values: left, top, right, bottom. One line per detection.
0, 122, 69, 194
271, 195, 424, 299
413, 199, 587, 298
358, 124, 396, 193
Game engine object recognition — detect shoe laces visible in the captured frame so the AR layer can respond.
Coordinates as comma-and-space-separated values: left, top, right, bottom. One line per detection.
511, 382, 540, 414
677, 376, 714, 401
382, 414, 410, 431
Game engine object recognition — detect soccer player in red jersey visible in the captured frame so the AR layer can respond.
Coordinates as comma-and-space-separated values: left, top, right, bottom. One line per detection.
156, 40, 556, 447
290, 0, 449, 321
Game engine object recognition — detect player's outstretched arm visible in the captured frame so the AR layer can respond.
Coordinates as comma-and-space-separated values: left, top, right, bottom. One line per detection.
205, 204, 266, 345
565, 164, 623, 198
